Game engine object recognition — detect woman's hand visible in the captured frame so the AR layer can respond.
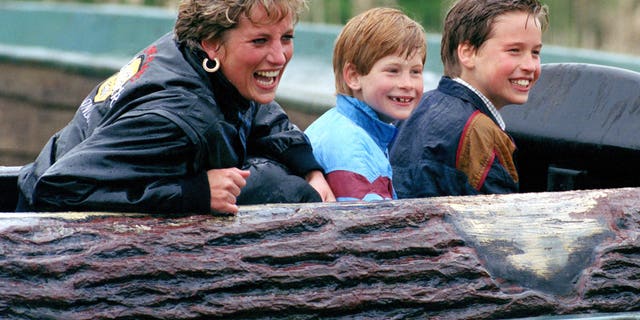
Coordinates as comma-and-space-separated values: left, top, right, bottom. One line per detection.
207, 167, 251, 214
305, 170, 336, 202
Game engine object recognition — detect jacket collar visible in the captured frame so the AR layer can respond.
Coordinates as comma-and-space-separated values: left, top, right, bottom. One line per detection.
335, 94, 397, 151
181, 42, 252, 121
452, 77, 505, 130
438, 76, 503, 128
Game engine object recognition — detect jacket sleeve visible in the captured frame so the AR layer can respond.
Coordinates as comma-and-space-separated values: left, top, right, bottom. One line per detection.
390, 108, 481, 198
456, 112, 519, 194
247, 102, 322, 176
27, 113, 211, 214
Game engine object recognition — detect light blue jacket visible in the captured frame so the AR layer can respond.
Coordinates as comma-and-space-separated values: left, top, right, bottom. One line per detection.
305, 95, 397, 201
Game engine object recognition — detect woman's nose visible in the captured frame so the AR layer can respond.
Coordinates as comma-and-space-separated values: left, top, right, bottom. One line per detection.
268, 42, 289, 65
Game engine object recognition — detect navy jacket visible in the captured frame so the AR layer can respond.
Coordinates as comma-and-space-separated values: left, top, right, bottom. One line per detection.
17, 33, 321, 213
390, 76, 519, 198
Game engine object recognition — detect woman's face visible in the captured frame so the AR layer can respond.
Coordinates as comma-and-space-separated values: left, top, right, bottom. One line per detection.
202, 5, 294, 104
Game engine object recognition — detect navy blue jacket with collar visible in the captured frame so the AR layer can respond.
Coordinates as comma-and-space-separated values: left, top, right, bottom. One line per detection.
17, 32, 321, 213
390, 76, 519, 198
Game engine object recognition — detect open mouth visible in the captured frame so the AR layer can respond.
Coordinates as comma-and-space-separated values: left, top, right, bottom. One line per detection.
390, 96, 414, 104
511, 79, 531, 88
255, 70, 280, 87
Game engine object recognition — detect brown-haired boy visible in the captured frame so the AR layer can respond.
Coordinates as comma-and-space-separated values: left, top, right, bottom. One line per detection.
390, 0, 549, 197
305, 7, 426, 201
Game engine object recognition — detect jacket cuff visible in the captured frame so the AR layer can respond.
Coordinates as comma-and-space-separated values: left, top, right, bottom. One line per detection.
281, 144, 323, 176
181, 172, 210, 214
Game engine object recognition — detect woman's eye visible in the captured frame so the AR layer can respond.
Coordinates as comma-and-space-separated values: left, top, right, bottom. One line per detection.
252, 38, 267, 45
282, 35, 294, 42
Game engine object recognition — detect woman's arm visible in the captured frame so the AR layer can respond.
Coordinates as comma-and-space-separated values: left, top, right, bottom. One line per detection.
28, 114, 211, 213
248, 102, 323, 176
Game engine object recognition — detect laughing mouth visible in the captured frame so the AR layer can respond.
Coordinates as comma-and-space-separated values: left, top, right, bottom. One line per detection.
391, 96, 414, 103
255, 70, 280, 86
512, 79, 531, 87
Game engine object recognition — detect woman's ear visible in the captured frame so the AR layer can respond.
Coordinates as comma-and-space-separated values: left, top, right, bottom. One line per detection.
343, 63, 362, 91
201, 39, 221, 59
457, 41, 476, 69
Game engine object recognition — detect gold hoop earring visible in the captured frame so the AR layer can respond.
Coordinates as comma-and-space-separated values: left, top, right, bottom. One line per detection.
202, 58, 220, 73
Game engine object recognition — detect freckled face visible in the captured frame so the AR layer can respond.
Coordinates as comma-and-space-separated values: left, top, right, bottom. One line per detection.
461, 11, 543, 109
350, 52, 424, 122
202, 5, 294, 104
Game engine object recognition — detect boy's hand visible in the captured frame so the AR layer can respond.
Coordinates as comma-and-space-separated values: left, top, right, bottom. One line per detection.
306, 170, 336, 202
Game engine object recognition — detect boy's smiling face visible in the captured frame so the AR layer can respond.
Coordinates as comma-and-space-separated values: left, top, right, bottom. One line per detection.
458, 10, 543, 109
347, 51, 424, 122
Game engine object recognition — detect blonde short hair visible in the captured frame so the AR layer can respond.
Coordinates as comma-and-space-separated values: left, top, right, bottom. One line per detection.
333, 7, 427, 96
174, 0, 307, 50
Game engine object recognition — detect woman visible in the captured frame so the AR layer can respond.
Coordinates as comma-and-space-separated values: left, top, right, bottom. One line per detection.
16, 0, 335, 214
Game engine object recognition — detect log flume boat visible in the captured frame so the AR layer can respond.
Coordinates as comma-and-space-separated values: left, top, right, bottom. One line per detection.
0, 187, 638, 319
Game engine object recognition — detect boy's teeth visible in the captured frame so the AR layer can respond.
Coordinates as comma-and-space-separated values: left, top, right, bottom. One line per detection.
393, 97, 412, 103
512, 79, 530, 86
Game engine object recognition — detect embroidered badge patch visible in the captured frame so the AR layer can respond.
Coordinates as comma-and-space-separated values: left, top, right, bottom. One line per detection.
93, 45, 158, 104
94, 56, 143, 103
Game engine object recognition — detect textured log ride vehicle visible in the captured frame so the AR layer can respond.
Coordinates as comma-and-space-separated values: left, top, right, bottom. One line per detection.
0, 188, 639, 319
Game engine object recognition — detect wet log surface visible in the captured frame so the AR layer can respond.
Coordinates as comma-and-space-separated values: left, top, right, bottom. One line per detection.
0, 188, 639, 319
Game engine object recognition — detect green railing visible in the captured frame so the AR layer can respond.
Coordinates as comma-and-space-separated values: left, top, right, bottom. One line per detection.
3, 1, 640, 98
